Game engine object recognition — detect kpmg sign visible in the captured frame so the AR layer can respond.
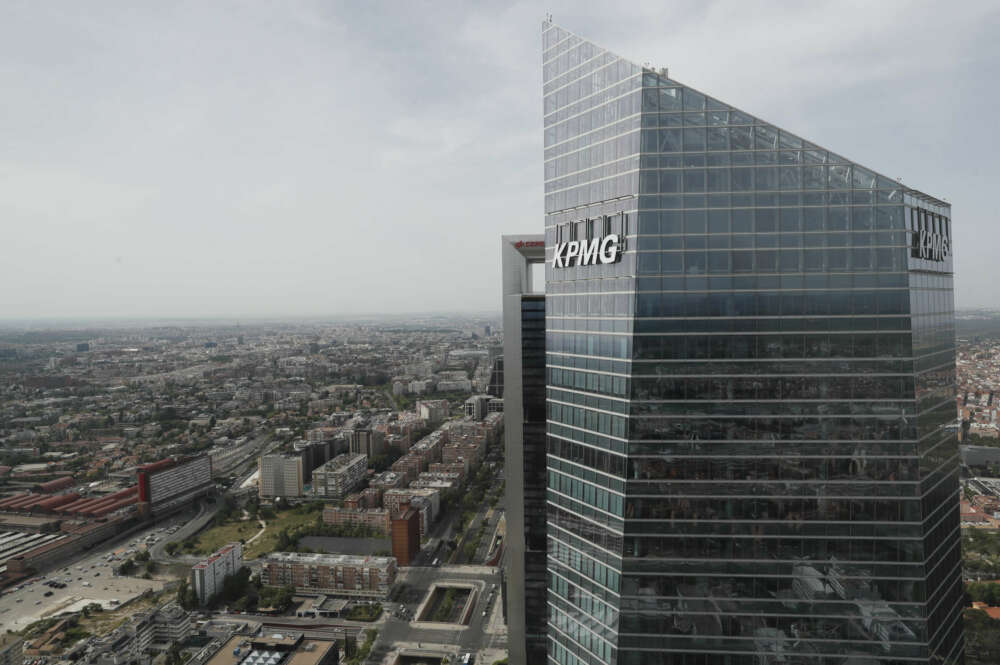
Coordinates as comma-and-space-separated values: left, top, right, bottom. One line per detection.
910, 209, 951, 262
552, 212, 627, 268
913, 227, 951, 261
552, 235, 622, 268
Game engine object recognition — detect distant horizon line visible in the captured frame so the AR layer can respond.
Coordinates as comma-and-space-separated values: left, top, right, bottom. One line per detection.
0, 311, 502, 327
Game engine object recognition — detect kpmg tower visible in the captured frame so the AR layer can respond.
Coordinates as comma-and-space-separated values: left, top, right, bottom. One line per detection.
541, 22, 962, 665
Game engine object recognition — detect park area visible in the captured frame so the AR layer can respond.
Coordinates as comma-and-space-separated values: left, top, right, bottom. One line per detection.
170, 501, 324, 559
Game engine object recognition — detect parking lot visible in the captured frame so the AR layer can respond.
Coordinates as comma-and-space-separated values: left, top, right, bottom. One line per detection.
0, 517, 190, 631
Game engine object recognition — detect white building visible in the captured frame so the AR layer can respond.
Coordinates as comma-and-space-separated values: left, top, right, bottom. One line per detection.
192, 542, 244, 605
258, 454, 303, 498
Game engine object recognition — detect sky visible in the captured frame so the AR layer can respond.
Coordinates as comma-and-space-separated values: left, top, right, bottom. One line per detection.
1, 0, 998, 320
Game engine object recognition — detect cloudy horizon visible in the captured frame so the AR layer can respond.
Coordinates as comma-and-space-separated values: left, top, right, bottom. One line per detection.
2, 1, 997, 319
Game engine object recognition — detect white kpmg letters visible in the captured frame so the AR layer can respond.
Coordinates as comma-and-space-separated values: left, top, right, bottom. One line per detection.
552, 234, 621, 268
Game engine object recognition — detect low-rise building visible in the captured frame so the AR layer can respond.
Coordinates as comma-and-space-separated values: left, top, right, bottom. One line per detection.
259, 552, 395, 599
196, 633, 339, 665
369, 470, 405, 491
81, 602, 192, 665
321, 505, 391, 534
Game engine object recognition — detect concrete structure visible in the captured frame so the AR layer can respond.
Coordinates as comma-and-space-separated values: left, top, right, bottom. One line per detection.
311, 453, 366, 499
259, 552, 396, 599
416, 400, 449, 425
463, 394, 492, 421
192, 542, 244, 605
198, 634, 338, 665
321, 505, 390, 534
383, 488, 440, 537
369, 470, 406, 491
258, 454, 303, 499
292, 439, 332, 483
347, 428, 386, 458
80, 602, 192, 665
136, 455, 213, 515
390, 503, 421, 567
501, 233, 547, 665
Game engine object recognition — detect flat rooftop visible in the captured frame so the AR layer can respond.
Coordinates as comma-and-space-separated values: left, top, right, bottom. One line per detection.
262, 551, 393, 567
287, 641, 336, 665
205, 636, 250, 665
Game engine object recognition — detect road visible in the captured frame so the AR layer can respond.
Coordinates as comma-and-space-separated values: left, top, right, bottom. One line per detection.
372, 565, 504, 662
149, 499, 221, 563
0, 517, 186, 630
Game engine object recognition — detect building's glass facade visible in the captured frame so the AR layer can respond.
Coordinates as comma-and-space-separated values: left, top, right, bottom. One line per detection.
522, 295, 551, 661
542, 21, 961, 665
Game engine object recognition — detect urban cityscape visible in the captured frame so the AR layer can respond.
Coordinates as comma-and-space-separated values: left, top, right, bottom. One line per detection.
1, 5, 997, 665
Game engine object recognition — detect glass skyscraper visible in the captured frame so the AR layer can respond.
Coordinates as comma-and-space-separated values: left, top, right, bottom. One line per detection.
541, 22, 961, 665
503, 235, 550, 664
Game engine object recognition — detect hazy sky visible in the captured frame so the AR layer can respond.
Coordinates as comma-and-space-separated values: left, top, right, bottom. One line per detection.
2, 1, 998, 319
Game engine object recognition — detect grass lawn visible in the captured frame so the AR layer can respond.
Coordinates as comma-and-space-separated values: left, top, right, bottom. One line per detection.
183, 508, 320, 559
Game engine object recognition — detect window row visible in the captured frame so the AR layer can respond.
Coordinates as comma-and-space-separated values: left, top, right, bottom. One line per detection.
623, 533, 924, 562
628, 398, 916, 416
546, 133, 639, 192
549, 367, 628, 398
548, 604, 614, 664
629, 416, 917, 442
628, 456, 918, 483
543, 42, 613, 94
633, 290, 912, 318
638, 206, 904, 234
635, 189, 893, 210
546, 115, 640, 164
638, 331, 913, 360
636, 234, 906, 252
546, 172, 638, 214
550, 386, 628, 414
550, 574, 618, 630
631, 359, 914, 376
544, 71, 637, 124
638, 165, 893, 198
635, 247, 908, 275
548, 436, 627, 478
548, 541, 621, 602
630, 374, 914, 401
549, 402, 628, 438
547, 332, 631, 358
549, 421, 628, 455
550, 469, 625, 517
625, 495, 922, 522
640, 77, 743, 114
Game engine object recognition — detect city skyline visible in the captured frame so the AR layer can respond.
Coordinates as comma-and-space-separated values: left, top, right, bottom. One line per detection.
2, 1, 998, 319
